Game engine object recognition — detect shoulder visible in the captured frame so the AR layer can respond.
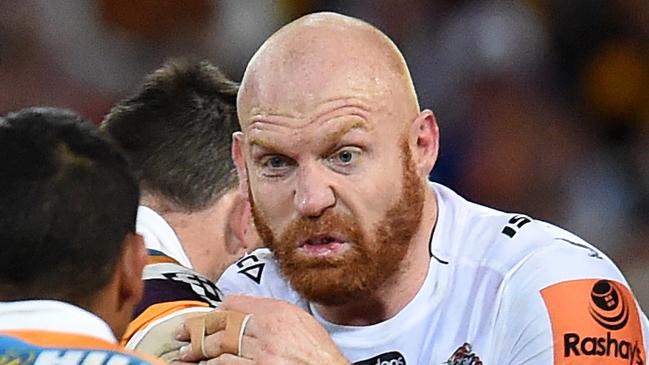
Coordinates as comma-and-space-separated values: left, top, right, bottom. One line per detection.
502, 220, 622, 292
0, 332, 167, 365
437, 183, 608, 277
457, 207, 632, 321
487, 224, 649, 364
138, 255, 222, 311
431, 183, 561, 273
497, 221, 635, 329
434, 187, 648, 362
221, 248, 276, 286
217, 249, 305, 306
125, 252, 219, 347
124, 252, 220, 349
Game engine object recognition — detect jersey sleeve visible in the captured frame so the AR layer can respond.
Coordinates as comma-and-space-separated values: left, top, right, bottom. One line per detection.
122, 251, 222, 353
136, 250, 223, 312
491, 240, 649, 365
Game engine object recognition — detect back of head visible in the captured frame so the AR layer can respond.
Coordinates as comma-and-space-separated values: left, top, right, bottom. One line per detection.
102, 59, 240, 212
0, 107, 139, 306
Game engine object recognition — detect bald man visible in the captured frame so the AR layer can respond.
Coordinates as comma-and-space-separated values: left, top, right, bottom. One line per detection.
176, 12, 649, 365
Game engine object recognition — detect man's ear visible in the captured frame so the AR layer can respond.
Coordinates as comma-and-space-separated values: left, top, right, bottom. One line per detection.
226, 192, 262, 254
410, 109, 439, 176
118, 233, 146, 310
232, 132, 250, 202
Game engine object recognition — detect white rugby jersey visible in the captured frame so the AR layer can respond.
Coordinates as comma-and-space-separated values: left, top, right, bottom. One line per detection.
217, 183, 649, 365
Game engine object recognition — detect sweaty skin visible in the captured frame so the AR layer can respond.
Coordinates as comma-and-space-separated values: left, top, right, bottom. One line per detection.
179, 12, 441, 365
235, 12, 439, 325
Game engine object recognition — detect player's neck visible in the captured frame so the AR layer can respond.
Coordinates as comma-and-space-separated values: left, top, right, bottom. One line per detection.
313, 188, 438, 326
154, 199, 229, 282
88, 281, 127, 340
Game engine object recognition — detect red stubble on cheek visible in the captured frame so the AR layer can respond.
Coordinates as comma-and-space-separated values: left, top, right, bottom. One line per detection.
250, 139, 426, 306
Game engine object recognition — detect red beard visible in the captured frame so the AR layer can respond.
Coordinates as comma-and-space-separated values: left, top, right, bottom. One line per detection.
251, 142, 425, 306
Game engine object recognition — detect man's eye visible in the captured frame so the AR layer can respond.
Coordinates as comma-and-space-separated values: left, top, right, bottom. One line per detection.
259, 155, 293, 175
267, 156, 287, 168
328, 147, 361, 166
337, 150, 354, 164
257, 155, 293, 178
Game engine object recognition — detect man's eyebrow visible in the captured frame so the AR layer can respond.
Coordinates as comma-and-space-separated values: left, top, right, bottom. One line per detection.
248, 136, 277, 151
319, 120, 368, 148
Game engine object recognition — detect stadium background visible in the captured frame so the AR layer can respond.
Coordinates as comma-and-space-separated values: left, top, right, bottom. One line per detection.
1, 0, 647, 307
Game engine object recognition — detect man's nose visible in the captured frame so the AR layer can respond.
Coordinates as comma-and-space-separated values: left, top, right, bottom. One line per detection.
294, 164, 335, 217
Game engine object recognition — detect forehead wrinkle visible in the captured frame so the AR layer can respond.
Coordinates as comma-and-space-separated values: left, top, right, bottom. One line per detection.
247, 116, 298, 131
244, 93, 375, 156
312, 96, 373, 119
246, 119, 300, 151
246, 96, 372, 129
245, 95, 373, 140
310, 99, 374, 129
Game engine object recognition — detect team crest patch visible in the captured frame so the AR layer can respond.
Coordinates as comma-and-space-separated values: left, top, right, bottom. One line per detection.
541, 279, 645, 365
444, 343, 482, 365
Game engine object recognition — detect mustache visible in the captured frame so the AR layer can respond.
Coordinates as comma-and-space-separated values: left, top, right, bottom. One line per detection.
280, 212, 364, 245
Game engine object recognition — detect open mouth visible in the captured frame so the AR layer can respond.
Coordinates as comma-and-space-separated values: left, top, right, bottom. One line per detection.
298, 234, 349, 257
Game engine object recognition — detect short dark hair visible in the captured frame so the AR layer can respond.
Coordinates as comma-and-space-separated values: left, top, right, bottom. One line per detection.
0, 107, 140, 305
101, 59, 239, 212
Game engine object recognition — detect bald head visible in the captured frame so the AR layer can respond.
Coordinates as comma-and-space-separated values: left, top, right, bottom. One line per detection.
238, 12, 420, 129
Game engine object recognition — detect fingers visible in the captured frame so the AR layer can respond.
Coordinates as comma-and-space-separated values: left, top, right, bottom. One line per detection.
175, 321, 191, 342
178, 331, 223, 362
176, 312, 212, 341
221, 312, 249, 355
177, 310, 233, 359
177, 310, 232, 338
219, 296, 306, 336
179, 322, 259, 362
202, 331, 260, 359
204, 311, 229, 333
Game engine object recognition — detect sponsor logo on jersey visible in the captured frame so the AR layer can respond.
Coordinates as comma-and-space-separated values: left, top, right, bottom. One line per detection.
541, 279, 645, 365
589, 280, 629, 330
353, 351, 405, 365
236, 254, 265, 284
444, 343, 482, 365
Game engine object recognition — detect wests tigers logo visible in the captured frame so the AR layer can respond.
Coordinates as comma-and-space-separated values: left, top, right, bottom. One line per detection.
444, 343, 482, 365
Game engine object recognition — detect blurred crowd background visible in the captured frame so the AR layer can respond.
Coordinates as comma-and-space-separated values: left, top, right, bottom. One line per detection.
1, 0, 648, 306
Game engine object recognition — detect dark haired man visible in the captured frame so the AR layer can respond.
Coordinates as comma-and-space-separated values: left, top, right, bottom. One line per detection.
102, 59, 259, 358
177, 12, 649, 365
0, 107, 162, 364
